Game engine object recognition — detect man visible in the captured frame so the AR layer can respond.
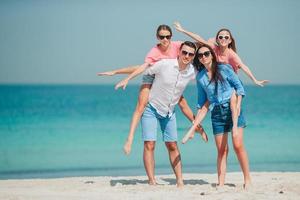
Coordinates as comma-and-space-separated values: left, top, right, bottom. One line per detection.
141, 41, 197, 187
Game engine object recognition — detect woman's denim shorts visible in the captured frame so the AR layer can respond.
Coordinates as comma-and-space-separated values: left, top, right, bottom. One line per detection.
211, 102, 246, 135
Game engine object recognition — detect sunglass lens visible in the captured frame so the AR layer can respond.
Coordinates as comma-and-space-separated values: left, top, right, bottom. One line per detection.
218, 35, 230, 40
204, 51, 210, 57
159, 35, 171, 40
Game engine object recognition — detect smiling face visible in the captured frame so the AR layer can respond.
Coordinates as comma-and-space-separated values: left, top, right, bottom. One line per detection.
197, 46, 212, 67
217, 30, 232, 48
157, 29, 172, 48
178, 44, 196, 65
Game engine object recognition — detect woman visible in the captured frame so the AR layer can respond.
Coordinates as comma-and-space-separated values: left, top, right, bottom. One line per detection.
174, 22, 269, 137
98, 25, 207, 155
182, 44, 251, 189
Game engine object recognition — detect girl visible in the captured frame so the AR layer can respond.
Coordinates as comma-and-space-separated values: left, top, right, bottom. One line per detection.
174, 22, 269, 137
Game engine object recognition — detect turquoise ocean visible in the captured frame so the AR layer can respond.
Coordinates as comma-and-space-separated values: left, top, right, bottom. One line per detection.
0, 84, 300, 179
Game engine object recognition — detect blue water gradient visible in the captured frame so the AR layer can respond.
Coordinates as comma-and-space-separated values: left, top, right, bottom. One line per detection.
0, 85, 300, 179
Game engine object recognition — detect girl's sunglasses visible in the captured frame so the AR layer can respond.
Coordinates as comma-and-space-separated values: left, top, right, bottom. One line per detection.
158, 35, 171, 40
218, 35, 230, 40
198, 51, 211, 58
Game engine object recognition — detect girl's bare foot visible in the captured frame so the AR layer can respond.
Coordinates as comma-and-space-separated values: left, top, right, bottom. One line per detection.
123, 140, 132, 155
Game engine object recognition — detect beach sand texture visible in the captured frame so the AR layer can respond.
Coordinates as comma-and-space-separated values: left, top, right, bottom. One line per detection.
0, 172, 299, 200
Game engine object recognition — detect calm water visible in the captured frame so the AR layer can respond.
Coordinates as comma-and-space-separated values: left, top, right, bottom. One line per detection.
0, 84, 300, 179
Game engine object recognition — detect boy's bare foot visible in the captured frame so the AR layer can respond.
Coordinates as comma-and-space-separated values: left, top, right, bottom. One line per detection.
196, 125, 208, 142
123, 140, 132, 155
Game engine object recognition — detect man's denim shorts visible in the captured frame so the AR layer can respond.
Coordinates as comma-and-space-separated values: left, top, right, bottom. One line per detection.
141, 104, 177, 142
211, 102, 246, 135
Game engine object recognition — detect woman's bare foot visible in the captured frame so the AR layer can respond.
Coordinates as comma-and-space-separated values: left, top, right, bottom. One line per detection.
243, 181, 252, 190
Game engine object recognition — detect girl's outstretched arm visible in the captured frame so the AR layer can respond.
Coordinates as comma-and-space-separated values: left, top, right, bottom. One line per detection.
173, 22, 214, 47
97, 65, 140, 76
115, 63, 150, 90
239, 63, 269, 87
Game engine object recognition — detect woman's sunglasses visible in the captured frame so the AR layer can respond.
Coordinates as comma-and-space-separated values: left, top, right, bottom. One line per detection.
198, 51, 211, 58
158, 35, 172, 40
218, 35, 230, 40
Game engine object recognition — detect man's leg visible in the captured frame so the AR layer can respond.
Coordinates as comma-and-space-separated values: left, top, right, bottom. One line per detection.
161, 113, 183, 187
143, 141, 156, 185
165, 142, 183, 187
141, 104, 158, 185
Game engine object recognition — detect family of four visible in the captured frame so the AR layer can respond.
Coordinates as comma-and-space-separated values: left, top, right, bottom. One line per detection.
98, 23, 268, 188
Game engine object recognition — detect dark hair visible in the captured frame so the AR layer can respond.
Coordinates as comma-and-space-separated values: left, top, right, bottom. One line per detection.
216, 28, 237, 53
193, 43, 224, 94
156, 24, 172, 37
179, 41, 197, 51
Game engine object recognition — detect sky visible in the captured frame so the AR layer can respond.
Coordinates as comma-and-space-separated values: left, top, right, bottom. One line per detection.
0, 0, 299, 85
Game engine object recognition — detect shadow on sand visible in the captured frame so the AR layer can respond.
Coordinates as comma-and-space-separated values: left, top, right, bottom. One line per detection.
110, 179, 149, 186
110, 178, 216, 186
211, 183, 236, 188
161, 178, 209, 186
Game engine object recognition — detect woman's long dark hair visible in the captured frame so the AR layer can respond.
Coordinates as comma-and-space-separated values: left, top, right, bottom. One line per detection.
193, 44, 224, 94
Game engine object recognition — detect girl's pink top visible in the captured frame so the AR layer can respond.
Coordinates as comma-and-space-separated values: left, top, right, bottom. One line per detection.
144, 41, 182, 66
208, 38, 243, 73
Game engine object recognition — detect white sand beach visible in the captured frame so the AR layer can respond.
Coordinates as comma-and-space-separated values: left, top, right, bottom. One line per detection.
0, 172, 299, 200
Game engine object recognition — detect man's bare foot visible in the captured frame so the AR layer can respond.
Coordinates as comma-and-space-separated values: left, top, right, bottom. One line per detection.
196, 125, 208, 142
177, 180, 184, 188
123, 140, 132, 155
148, 179, 157, 185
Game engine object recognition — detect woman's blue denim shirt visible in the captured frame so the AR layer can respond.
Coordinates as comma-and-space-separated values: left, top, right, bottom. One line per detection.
196, 64, 245, 110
